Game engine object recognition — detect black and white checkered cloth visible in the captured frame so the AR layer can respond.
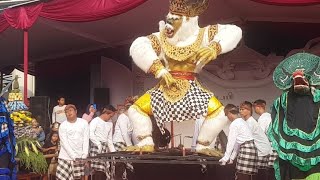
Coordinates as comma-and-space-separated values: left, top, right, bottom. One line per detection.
236, 140, 258, 175
114, 142, 126, 152
151, 80, 212, 134
56, 159, 85, 180
89, 141, 111, 177
256, 155, 269, 169
268, 150, 278, 168
89, 141, 109, 157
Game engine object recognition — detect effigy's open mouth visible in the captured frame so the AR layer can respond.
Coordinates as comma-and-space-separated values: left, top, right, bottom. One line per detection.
165, 26, 174, 38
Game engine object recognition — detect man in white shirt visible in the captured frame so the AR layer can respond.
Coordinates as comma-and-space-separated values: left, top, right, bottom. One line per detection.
113, 103, 133, 151
52, 96, 67, 124
240, 101, 273, 179
253, 99, 272, 134
89, 105, 116, 175
253, 99, 277, 170
56, 104, 89, 180
219, 104, 258, 180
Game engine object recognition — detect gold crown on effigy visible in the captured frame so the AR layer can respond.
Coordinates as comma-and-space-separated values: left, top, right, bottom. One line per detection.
169, 0, 209, 17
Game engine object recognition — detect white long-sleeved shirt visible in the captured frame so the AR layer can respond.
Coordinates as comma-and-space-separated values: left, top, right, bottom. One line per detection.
89, 117, 115, 153
113, 113, 133, 146
52, 105, 67, 124
246, 116, 272, 156
221, 118, 253, 162
257, 112, 272, 134
58, 118, 89, 160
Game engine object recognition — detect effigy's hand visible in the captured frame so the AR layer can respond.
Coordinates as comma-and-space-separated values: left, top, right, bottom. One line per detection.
196, 47, 217, 65
162, 72, 176, 87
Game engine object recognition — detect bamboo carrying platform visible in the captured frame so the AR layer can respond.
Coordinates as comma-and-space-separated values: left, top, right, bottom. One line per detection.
79, 149, 236, 180
83, 149, 221, 165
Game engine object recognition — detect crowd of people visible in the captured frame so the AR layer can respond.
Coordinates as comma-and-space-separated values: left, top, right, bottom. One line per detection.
36, 95, 277, 180
41, 96, 135, 180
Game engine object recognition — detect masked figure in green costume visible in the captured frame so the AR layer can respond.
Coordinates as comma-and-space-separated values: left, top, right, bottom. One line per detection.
269, 53, 320, 180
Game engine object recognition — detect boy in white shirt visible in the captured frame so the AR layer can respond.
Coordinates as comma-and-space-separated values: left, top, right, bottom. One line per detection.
89, 105, 116, 175
52, 96, 67, 124
240, 101, 273, 179
219, 104, 258, 180
253, 99, 277, 169
253, 99, 271, 134
56, 104, 89, 180
113, 103, 133, 151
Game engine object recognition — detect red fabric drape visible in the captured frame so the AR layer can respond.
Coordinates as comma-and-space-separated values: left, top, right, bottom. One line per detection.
0, 0, 147, 32
4, 4, 43, 30
251, 0, 320, 5
0, 16, 10, 32
40, 0, 147, 22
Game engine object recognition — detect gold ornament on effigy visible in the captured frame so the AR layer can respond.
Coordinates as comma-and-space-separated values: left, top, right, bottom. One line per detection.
208, 41, 222, 55
148, 59, 165, 77
160, 79, 190, 103
208, 25, 218, 42
147, 34, 161, 56
169, 0, 209, 17
160, 28, 205, 62
137, 134, 152, 141
207, 106, 224, 120
133, 93, 153, 116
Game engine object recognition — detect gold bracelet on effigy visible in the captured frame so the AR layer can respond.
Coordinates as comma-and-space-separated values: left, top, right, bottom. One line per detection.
137, 134, 152, 141
148, 59, 165, 77
196, 140, 211, 146
208, 41, 222, 55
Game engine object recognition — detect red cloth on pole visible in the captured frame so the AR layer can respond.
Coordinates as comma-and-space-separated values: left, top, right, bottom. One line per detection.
251, 0, 320, 5
0, 0, 147, 98
23, 30, 28, 104
0, 16, 10, 32
0, 0, 147, 32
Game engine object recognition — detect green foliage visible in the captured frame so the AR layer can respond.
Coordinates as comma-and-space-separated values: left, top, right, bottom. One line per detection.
16, 137, 48, 174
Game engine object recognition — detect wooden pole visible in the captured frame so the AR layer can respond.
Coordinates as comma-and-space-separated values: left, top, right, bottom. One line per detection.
171, 121, 174, 148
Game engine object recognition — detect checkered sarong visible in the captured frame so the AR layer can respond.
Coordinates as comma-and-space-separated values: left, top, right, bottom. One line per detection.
236, 140, 258, 175
114, 142, 126, 151
151, 80, 212, 133
89, 141, 109, 157
257, 155, 269, 169
89, 142, 111, 175
56, 159, 85, 180
268, 150, 278, 167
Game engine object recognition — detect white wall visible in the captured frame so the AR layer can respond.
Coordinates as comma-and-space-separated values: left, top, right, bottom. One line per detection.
100, 57, 133, 106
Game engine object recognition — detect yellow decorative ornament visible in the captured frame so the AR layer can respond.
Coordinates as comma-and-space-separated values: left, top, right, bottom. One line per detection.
160, 79, 190, 103
160, 28, 205, 62
208, 25, 218, 42
208, 41, 222, 55
169, 0, 209, 17
147, 34, 162, 56
133, 93, 153, 116
148, 59, 165, 77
